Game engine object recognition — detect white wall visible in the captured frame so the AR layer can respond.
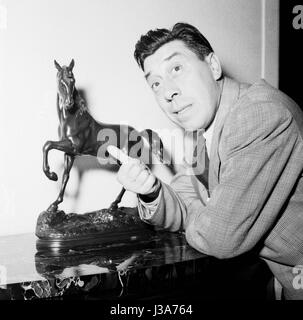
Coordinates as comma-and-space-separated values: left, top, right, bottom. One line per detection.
0, 0, 279, 236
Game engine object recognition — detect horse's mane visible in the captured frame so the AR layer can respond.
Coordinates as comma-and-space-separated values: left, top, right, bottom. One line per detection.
74, 88, 89, 115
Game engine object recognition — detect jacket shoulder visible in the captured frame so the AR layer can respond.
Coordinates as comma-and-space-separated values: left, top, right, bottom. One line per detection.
233, 80, 303, 136
238, 80, 300, 113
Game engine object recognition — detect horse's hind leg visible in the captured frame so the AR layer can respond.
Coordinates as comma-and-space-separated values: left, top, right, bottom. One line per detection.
108, 187, 126, 212
47, 153, 75, 212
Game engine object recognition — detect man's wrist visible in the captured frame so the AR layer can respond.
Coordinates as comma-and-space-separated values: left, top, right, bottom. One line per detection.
139, 179, 161, 203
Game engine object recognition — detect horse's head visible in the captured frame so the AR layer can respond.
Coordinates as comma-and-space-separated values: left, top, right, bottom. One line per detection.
54, 59, 76, 110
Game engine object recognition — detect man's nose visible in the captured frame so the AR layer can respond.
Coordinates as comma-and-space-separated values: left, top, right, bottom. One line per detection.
164, 81, 181, 102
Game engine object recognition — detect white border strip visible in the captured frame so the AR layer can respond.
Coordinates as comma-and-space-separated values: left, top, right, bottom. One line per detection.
261, 0, 266, 79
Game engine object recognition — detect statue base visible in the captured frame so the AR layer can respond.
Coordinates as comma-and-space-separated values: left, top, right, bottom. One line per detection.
35, 207, 154, 254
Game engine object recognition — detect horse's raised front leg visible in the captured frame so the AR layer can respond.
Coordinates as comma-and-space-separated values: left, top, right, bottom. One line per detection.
43, 139, 74, 181
47, 153, 75, 212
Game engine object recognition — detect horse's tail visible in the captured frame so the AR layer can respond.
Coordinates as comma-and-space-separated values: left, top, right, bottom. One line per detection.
139, 129, 175, 174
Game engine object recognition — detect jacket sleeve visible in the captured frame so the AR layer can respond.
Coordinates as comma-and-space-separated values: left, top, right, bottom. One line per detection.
138, 167, 209, 231
140, 100, 300, 259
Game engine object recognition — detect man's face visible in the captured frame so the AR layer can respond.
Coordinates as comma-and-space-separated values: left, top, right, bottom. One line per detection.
143, 40, 221, 131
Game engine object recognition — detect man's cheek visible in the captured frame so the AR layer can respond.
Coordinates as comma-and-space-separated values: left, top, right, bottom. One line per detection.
156, 94, 165, 104
158, 100, 170, 113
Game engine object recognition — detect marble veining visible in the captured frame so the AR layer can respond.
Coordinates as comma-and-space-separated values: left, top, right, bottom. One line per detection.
0, 231, 205, 299
0, 231, 272, 300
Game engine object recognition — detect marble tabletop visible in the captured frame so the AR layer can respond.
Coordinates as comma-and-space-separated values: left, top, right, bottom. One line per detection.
0, 230, 272, 300
0, 230, 211, 299
0, 230, 204, 285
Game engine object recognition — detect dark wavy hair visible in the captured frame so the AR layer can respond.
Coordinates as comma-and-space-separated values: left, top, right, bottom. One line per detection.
134, 22, 213, 70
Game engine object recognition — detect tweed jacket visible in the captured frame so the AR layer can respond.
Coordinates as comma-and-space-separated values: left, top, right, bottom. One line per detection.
138, 77, 303, 299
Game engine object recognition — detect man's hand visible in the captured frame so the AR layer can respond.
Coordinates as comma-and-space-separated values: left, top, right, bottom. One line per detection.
107, 145, 160, 196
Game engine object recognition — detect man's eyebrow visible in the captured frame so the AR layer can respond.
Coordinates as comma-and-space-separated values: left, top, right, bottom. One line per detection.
144, 71, 151, 80
164, 51, 182, 62
144, 52, 182, 80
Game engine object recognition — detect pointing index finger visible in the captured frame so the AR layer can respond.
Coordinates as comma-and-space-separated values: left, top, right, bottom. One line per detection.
107, 145, 131, 164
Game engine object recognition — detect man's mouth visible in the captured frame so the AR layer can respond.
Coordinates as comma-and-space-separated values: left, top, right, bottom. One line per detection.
176, 104, 192, 115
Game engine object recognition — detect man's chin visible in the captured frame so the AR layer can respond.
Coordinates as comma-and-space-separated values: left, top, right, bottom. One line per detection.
177, 121, 199, 131
167, 116, 200, 131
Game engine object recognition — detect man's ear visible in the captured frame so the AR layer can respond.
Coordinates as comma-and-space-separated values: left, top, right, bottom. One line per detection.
205, 53, 222, 81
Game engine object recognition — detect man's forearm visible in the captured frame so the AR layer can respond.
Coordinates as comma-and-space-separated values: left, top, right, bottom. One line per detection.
137, 174, 205, 232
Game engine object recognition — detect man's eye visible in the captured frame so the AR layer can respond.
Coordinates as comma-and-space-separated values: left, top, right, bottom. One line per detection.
172, 65, 182, 74
151, 82, 160, 91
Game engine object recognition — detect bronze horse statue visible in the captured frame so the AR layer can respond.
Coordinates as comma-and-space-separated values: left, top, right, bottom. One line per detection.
42, 59, 166, 213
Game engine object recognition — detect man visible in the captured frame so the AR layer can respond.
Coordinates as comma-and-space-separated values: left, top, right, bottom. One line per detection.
107, 23, 303, 299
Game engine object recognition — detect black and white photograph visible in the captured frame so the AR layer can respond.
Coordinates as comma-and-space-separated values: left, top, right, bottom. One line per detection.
0, 0, 303, 308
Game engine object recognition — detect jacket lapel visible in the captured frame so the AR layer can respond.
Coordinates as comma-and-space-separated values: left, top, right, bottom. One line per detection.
208, 77, 242, 194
